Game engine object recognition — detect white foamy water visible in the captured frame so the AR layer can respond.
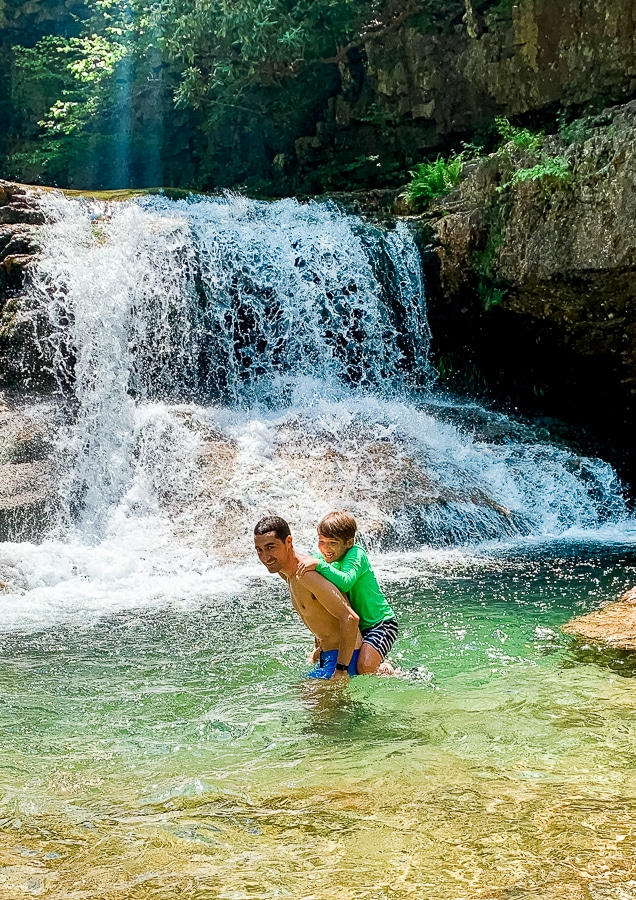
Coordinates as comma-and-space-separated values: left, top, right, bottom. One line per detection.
1, 191, 633, 630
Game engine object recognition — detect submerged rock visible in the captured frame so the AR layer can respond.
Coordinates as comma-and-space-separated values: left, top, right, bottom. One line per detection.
562, 587, 636, 650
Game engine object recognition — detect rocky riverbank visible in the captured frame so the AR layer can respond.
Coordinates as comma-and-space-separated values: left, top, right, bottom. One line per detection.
419, 99, 636, 491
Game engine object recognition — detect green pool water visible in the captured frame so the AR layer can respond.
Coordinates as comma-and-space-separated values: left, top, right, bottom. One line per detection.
2, 543, 636, 899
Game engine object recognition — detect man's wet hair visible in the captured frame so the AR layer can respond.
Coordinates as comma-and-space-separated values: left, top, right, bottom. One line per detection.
254, 516, 291, 542
317, 511, 357, 543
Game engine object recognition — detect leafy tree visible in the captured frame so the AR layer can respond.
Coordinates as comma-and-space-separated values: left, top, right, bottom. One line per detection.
158, 0, 393, 111
4, 0, 464, 189
6, 0, 179, 186
11, 31, 128, 178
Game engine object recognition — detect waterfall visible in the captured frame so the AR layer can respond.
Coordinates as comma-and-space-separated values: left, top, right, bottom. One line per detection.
17, 191, 629, 555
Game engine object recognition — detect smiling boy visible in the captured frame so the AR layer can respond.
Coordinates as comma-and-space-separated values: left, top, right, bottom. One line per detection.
296, 511, 398, 675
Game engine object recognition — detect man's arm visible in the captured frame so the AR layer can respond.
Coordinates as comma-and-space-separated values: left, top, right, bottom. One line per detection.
299, 571, 359, 676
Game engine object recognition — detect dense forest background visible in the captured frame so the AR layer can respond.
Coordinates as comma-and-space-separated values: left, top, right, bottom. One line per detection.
7, 0, 593, 194
0, 0, 429, 191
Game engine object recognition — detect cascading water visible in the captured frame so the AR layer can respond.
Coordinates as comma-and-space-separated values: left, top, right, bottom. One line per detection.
3, 192, 636, 900
30, 192, 436, 535
0, 190, 632, 626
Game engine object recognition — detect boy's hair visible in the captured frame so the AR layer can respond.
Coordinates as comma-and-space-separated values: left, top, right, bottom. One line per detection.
317, 511, 357, 543
254, 516, 291, 542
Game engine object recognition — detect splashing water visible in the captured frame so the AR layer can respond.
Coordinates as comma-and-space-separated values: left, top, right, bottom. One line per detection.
2, 192, 636, 900
14, 191, 627, 550
0, 189, 628, 589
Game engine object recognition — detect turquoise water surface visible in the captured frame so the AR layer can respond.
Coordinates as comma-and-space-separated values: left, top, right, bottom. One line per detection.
2, 542, 636, 899
4, 191, 636, 898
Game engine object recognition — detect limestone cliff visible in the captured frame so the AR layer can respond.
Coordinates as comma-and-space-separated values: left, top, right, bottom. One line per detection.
422, 99, 636, 490
288, 0, 636, 190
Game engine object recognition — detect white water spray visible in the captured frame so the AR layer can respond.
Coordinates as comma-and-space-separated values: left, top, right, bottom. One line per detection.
0, 191, 632, 629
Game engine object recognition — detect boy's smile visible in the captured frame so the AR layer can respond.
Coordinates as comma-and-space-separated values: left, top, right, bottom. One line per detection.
317, 534, 354, 563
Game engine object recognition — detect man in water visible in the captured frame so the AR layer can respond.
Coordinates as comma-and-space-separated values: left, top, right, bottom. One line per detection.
254, 515, 361, 681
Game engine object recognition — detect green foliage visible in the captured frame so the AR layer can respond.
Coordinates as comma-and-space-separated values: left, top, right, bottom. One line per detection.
358, 103, 397, 137
494, 116, 544, 153
6, 0, 408, 188
13, 33, 128, 135
156, 0, 386, 115
478, 280, 506, 309
557, 112, 593, 146
402, 153, 465, 210
472, 207, 508, 310
507, 155, 571, 188
491, 118, 571, 195
8, 0, 143, 183
491, 0, 515, 15
304, 153, 403, 193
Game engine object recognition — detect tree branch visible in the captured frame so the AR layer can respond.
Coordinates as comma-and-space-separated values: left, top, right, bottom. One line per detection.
320, 3, 423, 66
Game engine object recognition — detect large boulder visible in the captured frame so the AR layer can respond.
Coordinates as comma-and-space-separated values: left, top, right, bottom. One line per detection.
562, 587, 636, 650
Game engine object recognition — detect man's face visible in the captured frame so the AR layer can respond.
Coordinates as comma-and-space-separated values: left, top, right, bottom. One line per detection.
317, 533, 354, 563
254, 531, 292, 573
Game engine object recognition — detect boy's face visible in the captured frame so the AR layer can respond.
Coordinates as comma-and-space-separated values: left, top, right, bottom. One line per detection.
317, 533, 354, 563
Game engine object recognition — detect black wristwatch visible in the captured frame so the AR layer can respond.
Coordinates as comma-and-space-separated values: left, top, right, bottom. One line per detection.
335, 662, 348, 671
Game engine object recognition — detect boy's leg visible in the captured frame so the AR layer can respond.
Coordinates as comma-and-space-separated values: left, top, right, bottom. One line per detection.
357, 619, 399, 675
357, 642, 383, 675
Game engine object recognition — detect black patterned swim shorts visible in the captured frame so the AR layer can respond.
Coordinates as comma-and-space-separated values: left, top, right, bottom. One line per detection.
361, 618, 398, 659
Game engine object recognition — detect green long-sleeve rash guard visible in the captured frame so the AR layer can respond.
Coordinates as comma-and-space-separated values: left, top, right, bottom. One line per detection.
313, 544, 395, 632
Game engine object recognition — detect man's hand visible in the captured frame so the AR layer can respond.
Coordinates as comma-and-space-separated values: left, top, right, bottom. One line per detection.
296, 556, 319, 578
330, 668, 348, 682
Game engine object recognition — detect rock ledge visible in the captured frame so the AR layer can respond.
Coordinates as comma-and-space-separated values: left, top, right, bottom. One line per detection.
562, 587, 636, 650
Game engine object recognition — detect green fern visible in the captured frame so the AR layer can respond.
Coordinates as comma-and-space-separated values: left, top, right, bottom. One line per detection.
402, 154, 464, 210
508, 156, 572, 187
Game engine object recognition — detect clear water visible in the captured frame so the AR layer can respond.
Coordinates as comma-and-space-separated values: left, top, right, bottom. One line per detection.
2, 194, 636, 898
2, 545, 636, 898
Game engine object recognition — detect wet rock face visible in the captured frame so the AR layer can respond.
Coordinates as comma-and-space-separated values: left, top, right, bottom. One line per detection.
292, 0, 636, 181
0, 394, 58, 542
0, 181, 43, 387
424, 100, 636, 490
402, 0, 636, 128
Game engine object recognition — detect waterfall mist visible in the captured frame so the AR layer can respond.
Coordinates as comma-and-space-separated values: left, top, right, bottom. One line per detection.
0, 190, 631, 629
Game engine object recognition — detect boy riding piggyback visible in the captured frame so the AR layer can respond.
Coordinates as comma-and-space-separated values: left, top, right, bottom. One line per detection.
297, 512, 398, 675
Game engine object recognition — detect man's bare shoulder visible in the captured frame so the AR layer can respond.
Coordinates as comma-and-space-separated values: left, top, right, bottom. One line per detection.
297, 570, 349, 605
296, 569, 331, 592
